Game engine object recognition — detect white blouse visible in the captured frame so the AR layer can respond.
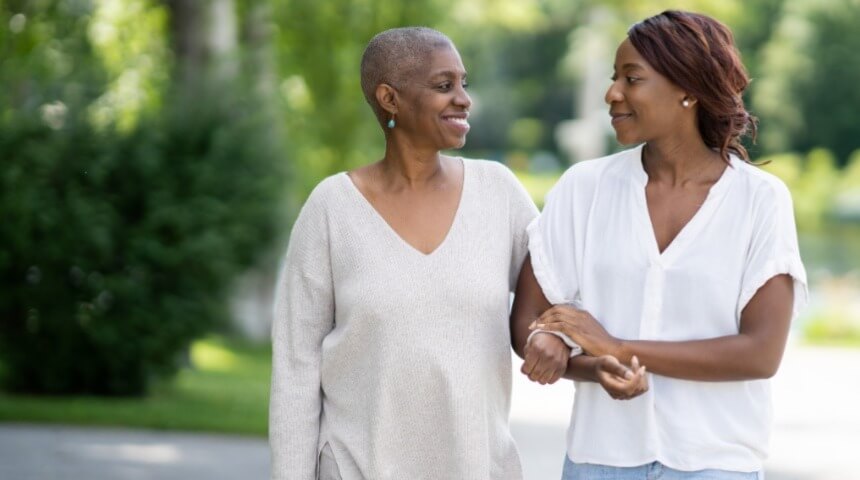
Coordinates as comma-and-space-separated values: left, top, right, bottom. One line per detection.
528, 144, 807, 472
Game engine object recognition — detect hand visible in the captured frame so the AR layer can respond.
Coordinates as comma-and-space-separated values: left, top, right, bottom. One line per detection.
594, 355, 648, 400
531, 305, 619, 357
521, 332, 570, 385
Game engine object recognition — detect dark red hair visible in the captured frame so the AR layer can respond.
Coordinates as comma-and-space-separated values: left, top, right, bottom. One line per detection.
628, 10, 757, 163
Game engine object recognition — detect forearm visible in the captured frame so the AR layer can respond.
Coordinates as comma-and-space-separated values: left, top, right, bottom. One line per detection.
511, 309, 537, 359
269, 380, 320, 479
609, 334, 783, 381
562, 354, 599, 382
510, 256, 552, 359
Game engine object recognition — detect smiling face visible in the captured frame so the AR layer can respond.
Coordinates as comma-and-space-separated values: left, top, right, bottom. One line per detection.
605, 38, 690, 145
395, 45, 472, 150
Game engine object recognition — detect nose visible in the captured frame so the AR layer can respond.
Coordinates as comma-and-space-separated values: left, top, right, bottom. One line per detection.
455, 85, 472, 110
605, 80, 623, 105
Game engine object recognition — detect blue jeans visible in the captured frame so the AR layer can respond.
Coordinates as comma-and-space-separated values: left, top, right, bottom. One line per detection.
561, 456, 763, 480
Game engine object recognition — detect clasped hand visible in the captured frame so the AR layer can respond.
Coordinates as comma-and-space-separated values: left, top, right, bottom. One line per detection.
521, 306, 648, 400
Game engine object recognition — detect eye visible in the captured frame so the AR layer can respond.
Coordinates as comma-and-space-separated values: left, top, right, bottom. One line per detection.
436, 82, 452, 91
626, 76, 641, 84
461, 81, 469, 89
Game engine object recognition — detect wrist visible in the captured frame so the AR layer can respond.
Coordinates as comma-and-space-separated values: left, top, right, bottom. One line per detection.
529, 329, 582, 357
611, 339, 630, 364
588, 355, 604, 382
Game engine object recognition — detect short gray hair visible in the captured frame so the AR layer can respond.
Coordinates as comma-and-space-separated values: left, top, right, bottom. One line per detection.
360, 27, 453, 121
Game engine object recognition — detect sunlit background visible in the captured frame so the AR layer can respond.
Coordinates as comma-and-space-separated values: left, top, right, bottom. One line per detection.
1, 0, 859, 479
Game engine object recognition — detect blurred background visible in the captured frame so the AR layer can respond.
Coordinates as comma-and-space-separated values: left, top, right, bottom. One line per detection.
1, 0, 859, 479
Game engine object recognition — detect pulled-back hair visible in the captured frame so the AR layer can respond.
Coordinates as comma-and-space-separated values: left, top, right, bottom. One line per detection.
360, 27, 453, 123
628, 10, 757, 163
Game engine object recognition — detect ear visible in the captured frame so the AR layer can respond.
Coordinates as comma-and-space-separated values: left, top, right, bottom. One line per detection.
375, 84, 398, 115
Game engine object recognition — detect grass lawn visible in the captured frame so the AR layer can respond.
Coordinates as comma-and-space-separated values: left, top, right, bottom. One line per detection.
0, 336, 271, 436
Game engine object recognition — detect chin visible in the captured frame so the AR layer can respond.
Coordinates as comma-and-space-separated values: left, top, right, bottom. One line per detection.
613, 132, 641, 146
443, 138, 467, 150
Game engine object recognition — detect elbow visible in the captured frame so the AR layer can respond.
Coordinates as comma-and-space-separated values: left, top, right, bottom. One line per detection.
747, 358, 781, 380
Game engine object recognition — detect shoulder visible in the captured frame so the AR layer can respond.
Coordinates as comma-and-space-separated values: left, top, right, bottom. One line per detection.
463, 158, 530, 195
732, 159, 794, 207
464, 157, 520, 184
553, 145, 641, 194
303, 173, 347, 211
463, 158, 537, 215
292, 173, 347, 232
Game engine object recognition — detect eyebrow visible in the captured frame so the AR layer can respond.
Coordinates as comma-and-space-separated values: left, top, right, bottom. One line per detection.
616, 62, 645, 72
429, 70, 467, 79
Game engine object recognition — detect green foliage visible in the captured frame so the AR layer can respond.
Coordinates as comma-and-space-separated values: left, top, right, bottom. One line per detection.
0, 94, 285, 396
753, 0, 860, 164
804, 310, 860, 347
761, 148, 841, 231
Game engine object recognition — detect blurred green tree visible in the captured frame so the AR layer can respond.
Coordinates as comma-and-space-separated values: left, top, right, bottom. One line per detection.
0, 0, 286, 395
753, 0, 860, 165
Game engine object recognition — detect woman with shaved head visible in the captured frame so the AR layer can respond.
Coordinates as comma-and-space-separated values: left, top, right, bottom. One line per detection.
511, 10, 806, 480
270, 27, 535, 479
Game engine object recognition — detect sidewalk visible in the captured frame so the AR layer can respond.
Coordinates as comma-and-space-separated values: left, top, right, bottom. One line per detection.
1, 343, 857, 479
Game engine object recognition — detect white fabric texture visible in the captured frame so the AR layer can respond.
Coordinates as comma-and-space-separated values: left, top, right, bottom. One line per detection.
526, 329, 583, 357
270, 159, 537, 480
528, 144, 807, 473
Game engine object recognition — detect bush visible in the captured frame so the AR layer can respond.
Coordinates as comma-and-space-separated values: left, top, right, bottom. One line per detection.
0, 100, 287, 395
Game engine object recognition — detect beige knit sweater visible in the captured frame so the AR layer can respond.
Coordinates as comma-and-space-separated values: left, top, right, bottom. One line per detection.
269, 159, 537, 480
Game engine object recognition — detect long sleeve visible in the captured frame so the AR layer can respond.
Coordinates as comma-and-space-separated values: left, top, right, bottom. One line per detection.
270, 189, 334, 480
502, 166, 539, 291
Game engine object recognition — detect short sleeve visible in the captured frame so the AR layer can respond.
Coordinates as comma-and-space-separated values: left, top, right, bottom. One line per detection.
527, 171, 581, 306
737, 181, 808, 320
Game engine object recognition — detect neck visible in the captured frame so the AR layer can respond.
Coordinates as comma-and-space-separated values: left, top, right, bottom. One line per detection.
643, 134, 723, 186
379, 138, 446, 188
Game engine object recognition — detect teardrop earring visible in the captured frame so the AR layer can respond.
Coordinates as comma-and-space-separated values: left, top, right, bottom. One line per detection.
387, 115, 396, 129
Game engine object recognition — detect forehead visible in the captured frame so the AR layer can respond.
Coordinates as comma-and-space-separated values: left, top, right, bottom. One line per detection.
424, 46, 466, 77
613, 38, 650, 71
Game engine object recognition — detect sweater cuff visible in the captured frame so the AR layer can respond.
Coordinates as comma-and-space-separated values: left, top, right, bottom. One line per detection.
527, 329, 583, 357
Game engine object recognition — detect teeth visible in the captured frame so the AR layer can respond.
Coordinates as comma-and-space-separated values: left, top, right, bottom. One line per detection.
447, 117, 468, 125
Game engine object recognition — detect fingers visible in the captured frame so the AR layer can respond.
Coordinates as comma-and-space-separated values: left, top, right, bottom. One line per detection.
521, 347, 539, 377
522, 336, 569, 385
596, 356, 649, 400
528, 320, 572, 341
598, 355, 634, 380
530, 356, 566, 385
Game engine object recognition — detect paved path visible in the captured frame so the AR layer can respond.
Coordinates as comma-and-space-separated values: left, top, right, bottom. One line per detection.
1, 343, 858, 479
0, 424, 268, 480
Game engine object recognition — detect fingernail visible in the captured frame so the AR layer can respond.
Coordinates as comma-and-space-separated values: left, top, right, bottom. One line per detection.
528, 321, 536, 329
624, 369, 634, 380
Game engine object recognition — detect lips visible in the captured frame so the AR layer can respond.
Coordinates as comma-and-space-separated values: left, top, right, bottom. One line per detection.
610, 112, 633, 127
442, 113, 470, 134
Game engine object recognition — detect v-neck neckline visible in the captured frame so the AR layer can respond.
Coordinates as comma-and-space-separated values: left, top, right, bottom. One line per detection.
341, 158, 468, 258
629, 145, 736, 266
